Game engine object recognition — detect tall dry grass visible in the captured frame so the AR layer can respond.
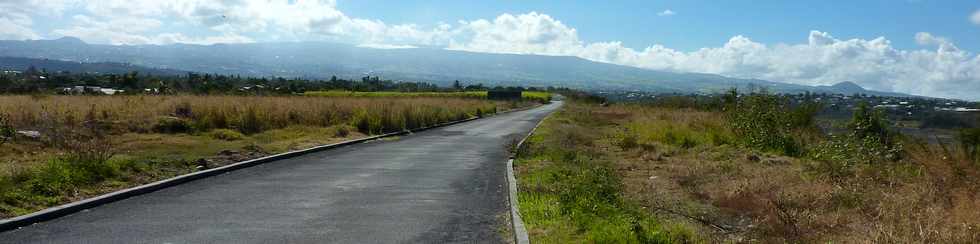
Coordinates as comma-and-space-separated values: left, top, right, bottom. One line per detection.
0, 95, 505, 136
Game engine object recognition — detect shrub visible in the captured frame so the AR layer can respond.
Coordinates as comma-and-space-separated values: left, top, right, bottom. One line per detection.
209, 129, 245, 141
726, 93, 801, 156
808, 102, 904, 178
238, 107, 264, 135
334, 125, 351, 137
193, 110, 230, 131
959, 128, 980, 163
174, 102, 192, 118
788, 101, 821, 129
352, 110, 382, 135
617, 133, 639, 150
848, 102, 898, 147
153, 117, 192, 134
0, 113, 12, 146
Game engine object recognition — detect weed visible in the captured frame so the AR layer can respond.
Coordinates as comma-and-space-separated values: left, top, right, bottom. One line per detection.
209, 129, 245, 141
334, 125, 351, 137
239, 106, 264, 135
617, 132, 639, 150
515, 104, 691, 243
525, 98, 980, 243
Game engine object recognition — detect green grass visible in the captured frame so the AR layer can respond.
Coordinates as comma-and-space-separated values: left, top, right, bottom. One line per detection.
0, 125, 364, 217
514, 106, 696, 243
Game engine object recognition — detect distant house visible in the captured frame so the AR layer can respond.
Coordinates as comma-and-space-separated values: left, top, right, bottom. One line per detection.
62, 86, 124, 95
100, 88, 123, 95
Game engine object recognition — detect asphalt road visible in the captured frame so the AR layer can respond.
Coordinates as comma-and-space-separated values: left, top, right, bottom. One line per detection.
0, 101, 561, 244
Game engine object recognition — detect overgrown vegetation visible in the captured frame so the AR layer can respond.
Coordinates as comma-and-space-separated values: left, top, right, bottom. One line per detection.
515, 102, 696, 243
724, 89, 820, 156
808, 102, 905, 178
0, 94, 534, 218
517, 92, 980, 243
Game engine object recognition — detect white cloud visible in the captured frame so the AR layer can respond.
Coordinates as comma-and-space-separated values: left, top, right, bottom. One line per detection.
1, 1, 979, 100
447, 12, 583, 55
0, 13, 40, 40
971, 10, 980, 25
155, 32, 253, 45
442, 13, 980, 100
357, 43, 417, 49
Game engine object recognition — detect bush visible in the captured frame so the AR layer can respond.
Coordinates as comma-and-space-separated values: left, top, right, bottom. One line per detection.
352, 110, 382, 135
238, 107, 264, 135
848, 102, 898, 147
193, 110, 230, 131
959, 128, 980, 163
209, 129, 245, 141
726, 93, 802, 156
153, 117, 192, 134
807, 102, 904, 178
174, 102, 192, 118
334, 125, 351, 137
0, 113, 12, 146
617, 133, 639, 150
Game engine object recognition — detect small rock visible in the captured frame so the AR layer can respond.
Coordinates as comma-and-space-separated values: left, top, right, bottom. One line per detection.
195, 158, 210, 169
649, 176, 658, 180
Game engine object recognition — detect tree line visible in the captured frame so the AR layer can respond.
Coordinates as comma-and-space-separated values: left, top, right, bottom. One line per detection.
0, 66, 550, 94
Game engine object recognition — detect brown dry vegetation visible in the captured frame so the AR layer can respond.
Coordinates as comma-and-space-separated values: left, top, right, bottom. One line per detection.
0, 95, 523, 218
519, 101, 980, 243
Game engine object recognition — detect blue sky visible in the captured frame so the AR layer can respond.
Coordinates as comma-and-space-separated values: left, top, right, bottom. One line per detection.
336, 0, 980, 52
1, 0, 979, 99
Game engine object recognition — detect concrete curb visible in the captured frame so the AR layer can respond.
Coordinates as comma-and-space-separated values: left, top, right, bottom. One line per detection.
0, 104, 541, 232
507, 105, 554, 244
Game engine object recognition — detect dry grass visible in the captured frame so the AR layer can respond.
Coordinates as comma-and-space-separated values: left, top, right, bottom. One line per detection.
0, 95, 506, 134
534, 101, 980, 243
0, 94, 520, 218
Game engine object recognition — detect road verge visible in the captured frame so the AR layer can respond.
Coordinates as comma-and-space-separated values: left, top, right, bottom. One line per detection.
507, 107, 553, 244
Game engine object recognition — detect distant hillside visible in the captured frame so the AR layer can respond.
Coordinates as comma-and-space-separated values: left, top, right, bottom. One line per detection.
814, 81, 912, 97
0, 37, 914, 97
0, 56, 185, 76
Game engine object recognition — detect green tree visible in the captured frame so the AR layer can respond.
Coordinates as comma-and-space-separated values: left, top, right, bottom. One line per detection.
453, 80, 463, 91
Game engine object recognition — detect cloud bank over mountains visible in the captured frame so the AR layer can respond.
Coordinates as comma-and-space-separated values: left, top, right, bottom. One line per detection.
1, 0, 979, 99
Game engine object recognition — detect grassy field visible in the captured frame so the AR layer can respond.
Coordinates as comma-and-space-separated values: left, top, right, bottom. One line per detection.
516, 97, 980, 243
0, 94, 532, 218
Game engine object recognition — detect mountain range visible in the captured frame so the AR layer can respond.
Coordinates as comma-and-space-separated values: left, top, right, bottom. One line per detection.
0, 37, 912, 97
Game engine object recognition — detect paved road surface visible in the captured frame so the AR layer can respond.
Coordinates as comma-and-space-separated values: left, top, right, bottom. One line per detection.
0, 101, 561, 244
